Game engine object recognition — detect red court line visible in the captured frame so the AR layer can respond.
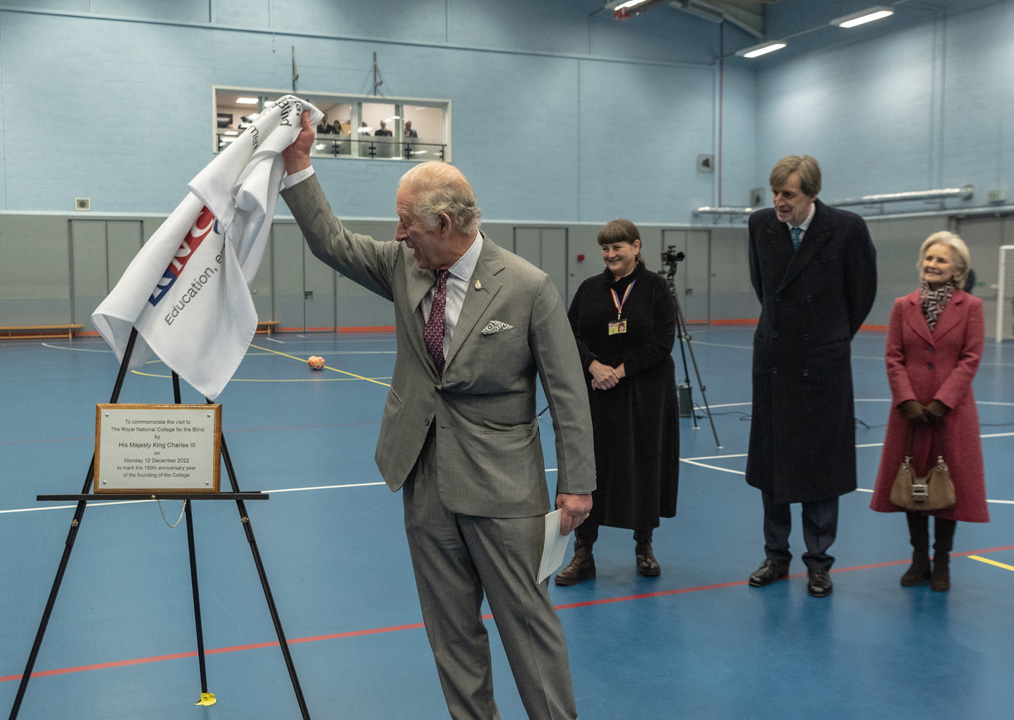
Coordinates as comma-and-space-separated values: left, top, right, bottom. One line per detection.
5, 545, 1014, 684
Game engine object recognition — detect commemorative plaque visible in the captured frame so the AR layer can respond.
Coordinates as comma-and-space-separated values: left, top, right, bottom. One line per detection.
94, 404, 222, 493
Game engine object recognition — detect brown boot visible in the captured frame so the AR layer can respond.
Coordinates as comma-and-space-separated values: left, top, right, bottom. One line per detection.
900, 550, 931, 586
930, 518, 956, 592
555, 541, 595, 586
930, 554, 950, 592
901, 512, 931, 587
635, 542, 661, 577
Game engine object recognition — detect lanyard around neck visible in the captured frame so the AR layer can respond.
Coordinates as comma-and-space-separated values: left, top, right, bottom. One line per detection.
610, 281, 636, 320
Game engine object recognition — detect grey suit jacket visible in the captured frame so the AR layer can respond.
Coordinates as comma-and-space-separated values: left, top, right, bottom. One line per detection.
282, 175, 595, 517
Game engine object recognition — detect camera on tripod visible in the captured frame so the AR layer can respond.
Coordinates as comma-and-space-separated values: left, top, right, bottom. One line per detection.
661, 246, 685, 267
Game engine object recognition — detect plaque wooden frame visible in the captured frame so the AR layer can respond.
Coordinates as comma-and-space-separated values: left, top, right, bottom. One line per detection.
94, 403, 222, 493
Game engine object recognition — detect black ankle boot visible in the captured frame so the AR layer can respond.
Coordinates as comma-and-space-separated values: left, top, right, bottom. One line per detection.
635, 542, 661, 577
555, 540, 595, 586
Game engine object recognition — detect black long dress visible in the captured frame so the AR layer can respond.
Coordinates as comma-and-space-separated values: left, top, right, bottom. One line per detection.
568, 263, 679, 530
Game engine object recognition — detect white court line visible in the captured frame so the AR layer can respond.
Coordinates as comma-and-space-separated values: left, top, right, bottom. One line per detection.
268, 482, 386, 493
41, 343, 113, 353
681, 459, 746, 476
680, 442, 1014, 506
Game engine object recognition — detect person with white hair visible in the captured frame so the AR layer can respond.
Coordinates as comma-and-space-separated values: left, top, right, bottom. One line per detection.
869, 231, 990, 592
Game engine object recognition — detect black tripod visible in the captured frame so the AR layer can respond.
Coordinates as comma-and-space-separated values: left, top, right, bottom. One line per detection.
661, 247, 721, 448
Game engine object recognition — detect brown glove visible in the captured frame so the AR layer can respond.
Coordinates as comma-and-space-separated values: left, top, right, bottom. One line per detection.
899, 400, 927, 422
923, 400, 949, 420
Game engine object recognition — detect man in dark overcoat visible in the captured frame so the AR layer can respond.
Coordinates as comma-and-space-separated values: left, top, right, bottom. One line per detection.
745, 155, 877, 597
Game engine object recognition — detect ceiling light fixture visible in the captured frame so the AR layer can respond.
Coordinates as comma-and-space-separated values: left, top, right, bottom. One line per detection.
831, 6, 894, 28
736, 41, 787, 59
607, 0, 665, 20
236, 97, 259, 105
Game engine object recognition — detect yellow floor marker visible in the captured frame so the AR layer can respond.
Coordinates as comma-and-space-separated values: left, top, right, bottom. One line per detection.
968, 555, 1014, 572
194, 692, 217, 706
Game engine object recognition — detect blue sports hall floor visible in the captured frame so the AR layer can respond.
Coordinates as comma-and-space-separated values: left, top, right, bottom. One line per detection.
1, 325, 1012, 720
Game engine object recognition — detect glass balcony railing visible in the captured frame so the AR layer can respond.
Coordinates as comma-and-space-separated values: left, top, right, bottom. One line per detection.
217, 133, 446, 162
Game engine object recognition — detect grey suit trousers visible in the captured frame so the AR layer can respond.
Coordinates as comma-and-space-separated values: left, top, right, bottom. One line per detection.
403, 428, 579, 720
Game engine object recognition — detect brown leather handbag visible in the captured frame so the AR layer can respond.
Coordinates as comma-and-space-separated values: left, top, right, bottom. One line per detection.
890, 422, 956, 511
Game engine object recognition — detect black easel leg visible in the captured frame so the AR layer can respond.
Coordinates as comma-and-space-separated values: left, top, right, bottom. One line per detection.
9, 328, 139, 720
218, 432, 312, 720
171, 373, 211, 698
185, 500, 209, 696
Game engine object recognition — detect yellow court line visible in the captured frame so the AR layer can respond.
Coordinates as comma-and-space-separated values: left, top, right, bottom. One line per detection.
968, 555, 1014, 572
248, 343, 391, 388
128, 371, 385, 383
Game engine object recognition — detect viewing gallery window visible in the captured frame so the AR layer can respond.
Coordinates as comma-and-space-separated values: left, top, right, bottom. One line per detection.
214, 87, 451, 163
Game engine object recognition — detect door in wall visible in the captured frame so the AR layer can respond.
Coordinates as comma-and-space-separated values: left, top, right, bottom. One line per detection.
512, 227, 568, 303
272, 223, 337, 333
70, 220, 143, 332
954, 213, 1014, 340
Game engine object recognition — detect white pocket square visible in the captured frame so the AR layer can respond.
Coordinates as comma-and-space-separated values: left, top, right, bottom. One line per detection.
481, 320, 514, 335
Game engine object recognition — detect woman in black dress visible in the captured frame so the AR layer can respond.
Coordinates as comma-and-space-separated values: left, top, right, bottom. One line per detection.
556, 219, 679, 584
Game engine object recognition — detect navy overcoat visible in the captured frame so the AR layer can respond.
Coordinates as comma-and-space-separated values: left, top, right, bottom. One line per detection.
746, 199, 877, 503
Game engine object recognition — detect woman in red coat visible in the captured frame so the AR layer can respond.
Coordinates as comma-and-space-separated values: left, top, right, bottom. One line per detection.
870, 231, 989, 592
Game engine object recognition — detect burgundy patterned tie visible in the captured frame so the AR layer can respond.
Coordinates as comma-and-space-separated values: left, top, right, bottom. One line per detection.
424, 270, 449, 376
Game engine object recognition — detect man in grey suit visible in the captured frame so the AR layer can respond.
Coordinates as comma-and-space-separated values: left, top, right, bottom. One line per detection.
281, 110, 595, 720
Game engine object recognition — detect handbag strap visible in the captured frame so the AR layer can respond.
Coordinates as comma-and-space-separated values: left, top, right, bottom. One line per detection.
904, 415, 945, 464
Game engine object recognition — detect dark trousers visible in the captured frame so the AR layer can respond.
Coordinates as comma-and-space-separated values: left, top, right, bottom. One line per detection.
574, 522, 653, 546
762, 493, 839, 571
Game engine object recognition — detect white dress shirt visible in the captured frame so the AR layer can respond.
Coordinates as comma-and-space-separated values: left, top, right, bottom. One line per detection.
283, 166, 481, 358
423, 232, 483, 358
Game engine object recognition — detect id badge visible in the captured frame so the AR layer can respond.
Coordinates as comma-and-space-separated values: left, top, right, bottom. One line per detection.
608, 320, 628, 335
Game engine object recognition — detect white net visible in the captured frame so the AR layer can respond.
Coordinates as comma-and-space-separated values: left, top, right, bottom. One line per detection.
998, 245, 1014, 341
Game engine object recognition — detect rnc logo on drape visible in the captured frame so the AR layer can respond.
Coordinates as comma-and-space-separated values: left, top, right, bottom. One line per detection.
148, 206, 221, 307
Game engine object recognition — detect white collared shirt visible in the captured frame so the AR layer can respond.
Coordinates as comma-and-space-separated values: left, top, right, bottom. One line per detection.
423, 231, 483, 358
788, 201, 817, 241
284, 166, 481, 358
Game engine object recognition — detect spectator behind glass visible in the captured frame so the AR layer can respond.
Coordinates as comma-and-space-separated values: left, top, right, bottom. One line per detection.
405, 120, 418, 138
556, 218, 679, 585
375, 120, 393, 137
869, 232, 989, 592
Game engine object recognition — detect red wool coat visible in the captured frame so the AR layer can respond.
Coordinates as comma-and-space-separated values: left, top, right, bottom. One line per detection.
870, 289, 989, 522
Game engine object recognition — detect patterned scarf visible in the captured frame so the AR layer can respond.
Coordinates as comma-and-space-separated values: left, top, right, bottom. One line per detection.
919, 281, 954, 333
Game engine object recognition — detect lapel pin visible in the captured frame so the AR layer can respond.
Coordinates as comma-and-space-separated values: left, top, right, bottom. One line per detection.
474, 280, 482, 290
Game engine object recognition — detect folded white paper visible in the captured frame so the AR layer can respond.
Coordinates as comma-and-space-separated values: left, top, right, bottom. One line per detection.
538, 509, 571, 583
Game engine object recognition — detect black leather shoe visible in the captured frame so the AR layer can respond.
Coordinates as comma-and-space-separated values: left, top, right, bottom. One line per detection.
807, 568, 833, 597
748, 560, 789, 587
